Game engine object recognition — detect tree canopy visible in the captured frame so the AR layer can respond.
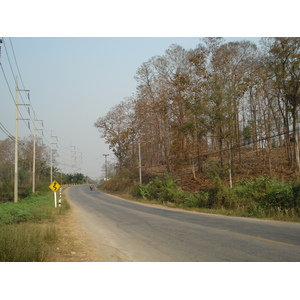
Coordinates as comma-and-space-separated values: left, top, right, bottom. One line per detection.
95, 37, 300, 185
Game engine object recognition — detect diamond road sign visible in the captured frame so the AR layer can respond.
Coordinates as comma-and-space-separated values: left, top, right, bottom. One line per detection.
48, 180, 61, 192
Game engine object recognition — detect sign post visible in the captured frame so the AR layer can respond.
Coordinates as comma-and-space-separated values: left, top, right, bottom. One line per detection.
48, 180, 61, 208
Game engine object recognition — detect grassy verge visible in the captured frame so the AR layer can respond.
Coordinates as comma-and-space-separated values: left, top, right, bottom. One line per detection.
0, 191, 70, 262
100, 174, 300, 223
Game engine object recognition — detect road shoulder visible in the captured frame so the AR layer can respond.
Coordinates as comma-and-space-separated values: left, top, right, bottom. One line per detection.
47, 203, 101, 262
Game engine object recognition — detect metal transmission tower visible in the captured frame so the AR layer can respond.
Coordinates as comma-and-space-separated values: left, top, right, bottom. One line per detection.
14, 83, 30, 203
70, 144, 76, 174
78, 152, 83, 173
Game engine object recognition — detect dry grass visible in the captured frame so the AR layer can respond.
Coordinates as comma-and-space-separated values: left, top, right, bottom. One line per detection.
46, 206, 101, 262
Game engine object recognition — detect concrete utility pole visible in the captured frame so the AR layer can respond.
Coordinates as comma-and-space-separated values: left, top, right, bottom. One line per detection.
14, 86, 19, 203
32, 116, 43, 193
14, 83, 30, 203
50, 133, 58, 183
103, 154, 109, 181
134, 141, 146, 185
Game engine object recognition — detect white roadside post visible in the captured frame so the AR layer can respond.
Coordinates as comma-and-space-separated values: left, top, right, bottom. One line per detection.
59, 187, 62, 207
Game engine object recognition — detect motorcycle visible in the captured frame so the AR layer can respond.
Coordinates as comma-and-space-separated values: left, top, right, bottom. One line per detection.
89, 184, 93, 191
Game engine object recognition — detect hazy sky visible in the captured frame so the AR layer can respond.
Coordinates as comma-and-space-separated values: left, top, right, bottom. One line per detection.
1, 37, 261, 179
1, 1, 294, 180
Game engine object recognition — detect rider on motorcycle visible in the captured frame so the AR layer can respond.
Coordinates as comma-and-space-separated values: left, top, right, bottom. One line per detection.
89, 184, 93, 190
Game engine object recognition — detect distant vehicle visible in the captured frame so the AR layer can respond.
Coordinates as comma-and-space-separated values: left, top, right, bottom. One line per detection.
89, 184, 93, 191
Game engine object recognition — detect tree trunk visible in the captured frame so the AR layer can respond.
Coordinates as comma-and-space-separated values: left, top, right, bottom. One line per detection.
227, 139, 233, 188
292, 105, 300, 173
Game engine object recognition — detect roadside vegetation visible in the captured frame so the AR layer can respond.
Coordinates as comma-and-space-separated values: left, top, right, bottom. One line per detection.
100, 169, 300, 222
0, 191, 69, 262
0, 135, 92, 261
96, 37, 300, 223
0, 136, 92, 203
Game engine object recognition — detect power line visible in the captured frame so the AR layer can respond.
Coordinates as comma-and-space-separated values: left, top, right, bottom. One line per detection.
3, 37, 78, 152
1, 37, 95, 180
0, 123, 15, 141
8, 38, 41, 136
3, 38, 73, 165
1, 39, 32, 133
9, 37, 26, 90
0, 62, 15, 103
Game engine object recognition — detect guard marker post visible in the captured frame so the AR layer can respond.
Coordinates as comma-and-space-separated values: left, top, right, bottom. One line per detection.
58, 187, 62, 207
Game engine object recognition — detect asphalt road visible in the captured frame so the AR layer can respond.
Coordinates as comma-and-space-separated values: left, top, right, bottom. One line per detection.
65, 184, 300, 262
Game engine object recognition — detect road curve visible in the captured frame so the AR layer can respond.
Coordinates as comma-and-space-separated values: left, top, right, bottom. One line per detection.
65, 185, 300, 262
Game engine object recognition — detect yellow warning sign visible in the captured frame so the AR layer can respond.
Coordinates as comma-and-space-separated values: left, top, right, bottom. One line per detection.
48, 180, 61, 192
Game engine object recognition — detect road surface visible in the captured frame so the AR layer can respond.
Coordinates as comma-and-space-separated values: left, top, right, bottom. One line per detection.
65, 185, 300, 262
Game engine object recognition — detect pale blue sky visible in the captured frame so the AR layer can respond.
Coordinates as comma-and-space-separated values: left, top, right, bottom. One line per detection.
1, 37, 260, 179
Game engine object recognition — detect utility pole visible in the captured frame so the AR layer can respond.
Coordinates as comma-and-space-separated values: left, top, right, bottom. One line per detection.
32, 115, 43, 193
50, 133, 58, 183
14, 82, 30, 203
103, 154, 109, 181
134, 141, 146, 185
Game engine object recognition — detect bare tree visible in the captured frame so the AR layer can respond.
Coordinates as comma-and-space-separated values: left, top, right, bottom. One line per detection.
261, 37, 300, 173
94, 99, 135, 168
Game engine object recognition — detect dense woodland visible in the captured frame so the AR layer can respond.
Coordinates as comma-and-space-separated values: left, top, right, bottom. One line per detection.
95, 37, 300, 190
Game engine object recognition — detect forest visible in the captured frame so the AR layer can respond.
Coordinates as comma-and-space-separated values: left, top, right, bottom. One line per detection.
95, 37, 300, 193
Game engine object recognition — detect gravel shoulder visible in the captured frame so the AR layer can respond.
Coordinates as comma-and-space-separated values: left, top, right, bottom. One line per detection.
48, 189, 127, 262
46, 203, 100, 262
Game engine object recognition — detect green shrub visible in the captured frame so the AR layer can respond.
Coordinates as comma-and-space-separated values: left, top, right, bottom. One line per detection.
138, 174, 209, 207
0, 192, 58, 225
116, 171, 300, 220
198, 175, 300, 217
131, 183, 143, 198
0, 183, 14, 202
140, 174, 181, 203
224, 176, 300, 217
181, 191, 209, 208
260, 189, 293, 210
292, 184, 300, 208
